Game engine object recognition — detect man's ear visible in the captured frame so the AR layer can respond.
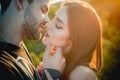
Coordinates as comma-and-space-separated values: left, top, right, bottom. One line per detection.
15, 0, 25, 11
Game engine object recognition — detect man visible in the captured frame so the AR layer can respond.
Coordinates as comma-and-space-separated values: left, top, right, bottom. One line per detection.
0, 0, 66, 80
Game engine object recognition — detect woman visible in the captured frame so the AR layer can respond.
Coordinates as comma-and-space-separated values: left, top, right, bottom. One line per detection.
43, 0, 102, 80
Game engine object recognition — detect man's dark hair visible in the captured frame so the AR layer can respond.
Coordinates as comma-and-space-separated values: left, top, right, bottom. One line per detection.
0, 0, 33, 15
0, 0, 11, 15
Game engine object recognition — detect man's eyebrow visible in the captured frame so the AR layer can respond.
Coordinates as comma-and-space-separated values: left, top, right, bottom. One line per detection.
56, 17, 64, 25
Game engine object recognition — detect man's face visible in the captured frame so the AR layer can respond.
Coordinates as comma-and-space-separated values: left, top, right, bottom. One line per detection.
23, 0, 49, 40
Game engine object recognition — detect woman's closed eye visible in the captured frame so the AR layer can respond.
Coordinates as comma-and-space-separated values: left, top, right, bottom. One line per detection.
55, 23, 62, 29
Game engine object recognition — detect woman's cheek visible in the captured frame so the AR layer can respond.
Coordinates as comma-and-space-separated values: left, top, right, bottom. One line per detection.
50, 33, 69, 47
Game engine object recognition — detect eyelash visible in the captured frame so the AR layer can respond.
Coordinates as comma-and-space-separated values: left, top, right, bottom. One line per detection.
55, 23, 62, 29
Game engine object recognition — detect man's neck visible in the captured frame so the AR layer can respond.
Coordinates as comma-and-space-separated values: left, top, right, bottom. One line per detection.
0, 33, 22, 46
0, 23, 22, 46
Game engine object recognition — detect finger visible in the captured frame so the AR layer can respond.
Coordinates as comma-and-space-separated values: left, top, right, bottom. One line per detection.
37, 62, 43, 72
54, 47, 62, 57
44, 69, 53, 80
49, 46, 56, 56
50, 51, 55, 56
44, 44, 51, 56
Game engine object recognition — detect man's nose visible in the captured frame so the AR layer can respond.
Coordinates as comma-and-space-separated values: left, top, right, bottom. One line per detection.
44, 15, 52, 29
44, 15, 50, 23
46, 22, 52, 30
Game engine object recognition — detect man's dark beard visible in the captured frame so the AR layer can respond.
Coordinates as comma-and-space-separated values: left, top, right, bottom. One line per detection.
23, 8, 40, 40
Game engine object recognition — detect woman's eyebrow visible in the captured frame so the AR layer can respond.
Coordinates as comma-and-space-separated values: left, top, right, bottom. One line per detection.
56, 17, 64, 25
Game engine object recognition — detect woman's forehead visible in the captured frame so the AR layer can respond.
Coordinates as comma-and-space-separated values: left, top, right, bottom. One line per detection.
56, 6, 67, 15
55, 6, 68, 25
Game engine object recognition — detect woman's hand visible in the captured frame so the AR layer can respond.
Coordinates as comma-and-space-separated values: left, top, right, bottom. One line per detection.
43, 44, 66, 73
37, 62, 43, 73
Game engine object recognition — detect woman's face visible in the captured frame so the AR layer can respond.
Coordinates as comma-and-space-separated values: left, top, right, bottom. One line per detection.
43, 7, 71, 53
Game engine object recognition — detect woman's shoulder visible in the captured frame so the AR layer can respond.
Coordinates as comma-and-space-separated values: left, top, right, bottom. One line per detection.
69, 66, 97, 80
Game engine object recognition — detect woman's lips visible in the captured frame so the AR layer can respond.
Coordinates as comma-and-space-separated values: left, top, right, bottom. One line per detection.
45, 32, 49, 37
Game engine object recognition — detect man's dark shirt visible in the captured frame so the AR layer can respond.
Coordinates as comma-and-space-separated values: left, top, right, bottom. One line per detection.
0, 41, 39, 80
0, 41, 61, 80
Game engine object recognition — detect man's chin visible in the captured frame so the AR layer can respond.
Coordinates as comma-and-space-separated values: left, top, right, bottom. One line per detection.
34, 35, 42, 41
29, 33, 42, 41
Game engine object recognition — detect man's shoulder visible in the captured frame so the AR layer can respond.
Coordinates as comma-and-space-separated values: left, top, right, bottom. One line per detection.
0, 60, 12, 72
0, 53, 16, 71
0, 59, 16, 79
0, 54, 26, 80
0, 51, 20, 74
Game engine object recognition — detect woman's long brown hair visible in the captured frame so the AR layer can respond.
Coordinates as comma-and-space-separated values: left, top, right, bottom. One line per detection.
60, 1, 102, 80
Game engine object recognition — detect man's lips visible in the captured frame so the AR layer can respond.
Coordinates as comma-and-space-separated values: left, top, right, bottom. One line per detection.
39, 20, 47, 33
39, 24, 45, 33
39, 27, 43, 33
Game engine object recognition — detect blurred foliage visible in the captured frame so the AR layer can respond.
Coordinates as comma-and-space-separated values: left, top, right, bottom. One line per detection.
48, 5, 59, 20
30, 52, 44, 67
89, 0, 120, 80
24, 0, 120, 79
24, 38, 45, 67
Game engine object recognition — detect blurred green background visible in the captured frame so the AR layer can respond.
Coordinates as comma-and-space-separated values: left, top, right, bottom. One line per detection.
24, 0, 120, 80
